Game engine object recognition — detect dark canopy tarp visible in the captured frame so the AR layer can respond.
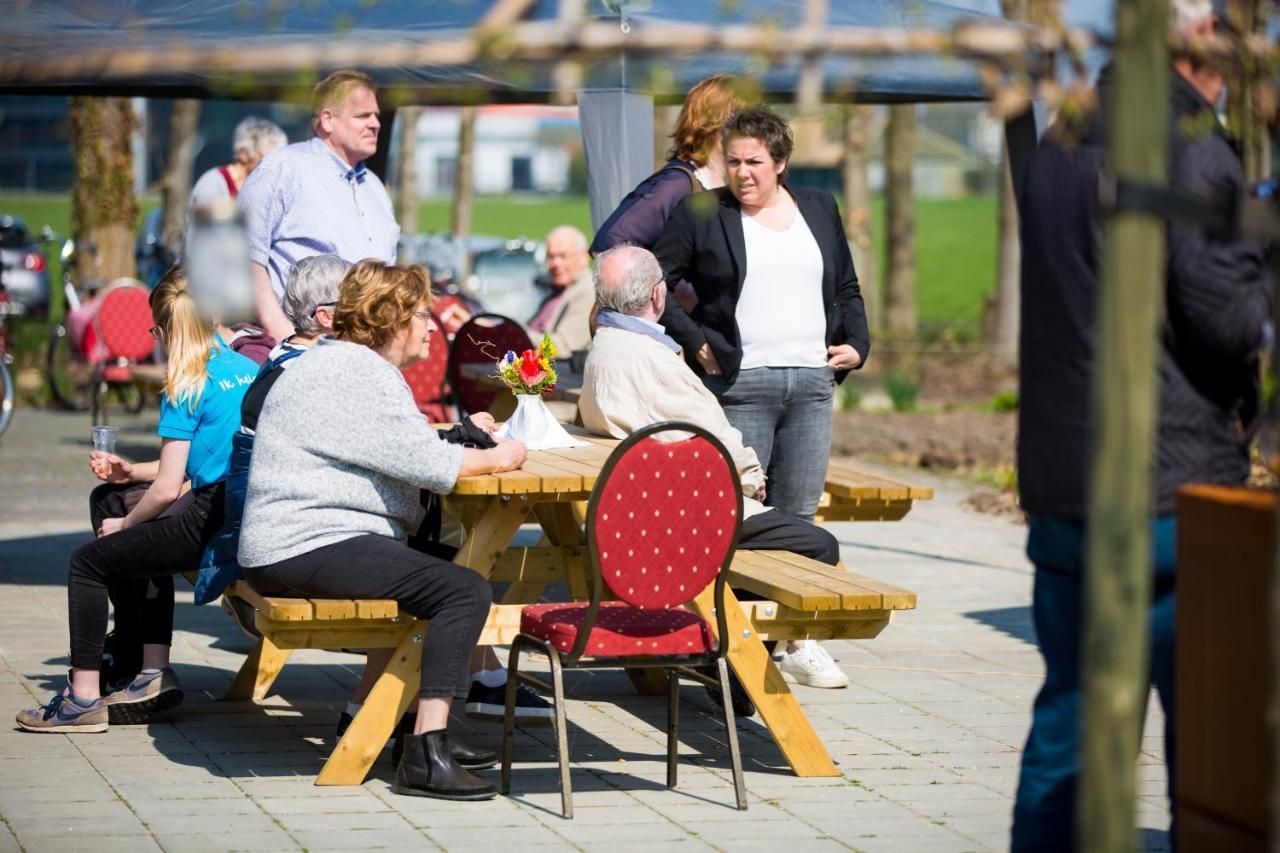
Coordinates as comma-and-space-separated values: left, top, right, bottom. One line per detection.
0, 0, 1002, 104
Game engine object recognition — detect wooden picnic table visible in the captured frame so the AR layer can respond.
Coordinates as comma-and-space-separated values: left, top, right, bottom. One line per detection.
315, 427, 919, 785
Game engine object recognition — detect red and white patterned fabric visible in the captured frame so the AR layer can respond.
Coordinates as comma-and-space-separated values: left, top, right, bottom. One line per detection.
592, 434, 739, 609
95, 285, 155, 364
447, 314, 533, 416
520, 601, 714, 656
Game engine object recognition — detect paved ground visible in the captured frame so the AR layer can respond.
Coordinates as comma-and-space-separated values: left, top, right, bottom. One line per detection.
0, 408, 1172, 852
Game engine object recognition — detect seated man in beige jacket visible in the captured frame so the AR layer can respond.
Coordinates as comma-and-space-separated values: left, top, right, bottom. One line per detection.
580, 244, 848, 697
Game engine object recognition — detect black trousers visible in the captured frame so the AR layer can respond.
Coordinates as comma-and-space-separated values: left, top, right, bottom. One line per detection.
69, 483, 224, 670
244, 534, 492, 699
738, 509, 841, 565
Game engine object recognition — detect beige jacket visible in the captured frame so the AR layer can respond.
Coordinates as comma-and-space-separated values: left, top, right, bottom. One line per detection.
580, 326, 769, 518
534, 267, 595, 356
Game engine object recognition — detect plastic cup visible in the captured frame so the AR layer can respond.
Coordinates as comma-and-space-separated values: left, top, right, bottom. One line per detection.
91, 426, 118, 454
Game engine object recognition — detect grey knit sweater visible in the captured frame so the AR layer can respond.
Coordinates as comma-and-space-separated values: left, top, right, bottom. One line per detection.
238, 337, 463, 567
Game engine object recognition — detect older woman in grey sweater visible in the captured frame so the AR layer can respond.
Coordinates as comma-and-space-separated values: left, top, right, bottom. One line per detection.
239, 260, 526, 802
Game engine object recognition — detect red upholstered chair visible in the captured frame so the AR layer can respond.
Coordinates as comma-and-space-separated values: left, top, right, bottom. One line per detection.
500, 421, 748, 818
92, 283, 156, 426
446, 313, 532, 416
401, 311, 455, 422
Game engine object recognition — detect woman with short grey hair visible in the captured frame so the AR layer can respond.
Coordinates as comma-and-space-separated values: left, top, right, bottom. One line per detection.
279, 254, 352, 346
185, 116, 289, 256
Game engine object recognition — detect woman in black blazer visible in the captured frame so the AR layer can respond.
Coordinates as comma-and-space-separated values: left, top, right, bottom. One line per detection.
653, 105, 870, 523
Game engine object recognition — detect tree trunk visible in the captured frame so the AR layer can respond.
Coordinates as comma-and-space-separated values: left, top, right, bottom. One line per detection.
159, 99, 201, 254
451, 106, 477, 283
991, 139, 1021, 367
883, 103, 916, 341
70, 97, 139, 286
1226, 0, 1270, 181
396, 106, 422, 257
842, 105, 879, 335
1080, 0, 1169, 849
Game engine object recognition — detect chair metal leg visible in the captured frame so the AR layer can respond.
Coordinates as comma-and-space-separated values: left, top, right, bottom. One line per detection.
548, 647, 573, 819
500, 638, 523, 795
717, 657, 747, 810
666, 668, 680, 788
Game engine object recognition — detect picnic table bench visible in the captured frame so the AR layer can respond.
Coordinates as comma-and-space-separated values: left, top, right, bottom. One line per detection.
221, 429, 922, 787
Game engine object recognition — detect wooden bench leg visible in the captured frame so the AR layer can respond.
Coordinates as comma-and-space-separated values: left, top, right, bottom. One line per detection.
317, 621, 421, 786
691, 585, 839, 777
225, 634, 292, 702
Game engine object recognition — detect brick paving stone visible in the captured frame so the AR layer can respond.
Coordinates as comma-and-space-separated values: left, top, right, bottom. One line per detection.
151, 829, 302, 853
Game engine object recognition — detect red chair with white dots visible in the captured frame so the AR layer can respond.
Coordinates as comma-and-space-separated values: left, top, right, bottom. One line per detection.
92, 282, 157, 426
499, 421, 747, 818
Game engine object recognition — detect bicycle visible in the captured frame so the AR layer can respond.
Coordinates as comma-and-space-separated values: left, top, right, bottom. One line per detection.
0, 277, 20, 437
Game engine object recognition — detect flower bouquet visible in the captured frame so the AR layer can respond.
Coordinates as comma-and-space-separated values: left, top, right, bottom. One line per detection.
493, 334, 586, 450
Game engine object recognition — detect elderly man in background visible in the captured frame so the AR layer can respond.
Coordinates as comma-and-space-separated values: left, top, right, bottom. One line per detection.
528, 225, 594, 356
239, 70, 400, 342
579, 245, 845, 715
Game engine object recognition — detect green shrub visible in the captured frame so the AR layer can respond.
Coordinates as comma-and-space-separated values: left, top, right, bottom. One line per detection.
990, 391, 1019, 413
838, 383, 863, 412
884, 374, 918, 412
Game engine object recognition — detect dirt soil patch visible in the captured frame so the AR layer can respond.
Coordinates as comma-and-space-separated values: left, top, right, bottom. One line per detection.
831, 409, 1016, 471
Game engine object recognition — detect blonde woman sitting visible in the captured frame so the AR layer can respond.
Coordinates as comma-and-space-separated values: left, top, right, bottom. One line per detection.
17, 266, 259, 733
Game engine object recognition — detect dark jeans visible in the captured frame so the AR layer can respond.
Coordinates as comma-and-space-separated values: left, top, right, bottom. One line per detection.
1011, 514, 1176, 852
69, 483, 224, 670
243, 534, 492, 699
706, 366, 834, 521
738, 509, 840, 566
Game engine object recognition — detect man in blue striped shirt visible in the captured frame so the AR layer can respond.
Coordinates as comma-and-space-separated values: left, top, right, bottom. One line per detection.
240, 70, 400, 340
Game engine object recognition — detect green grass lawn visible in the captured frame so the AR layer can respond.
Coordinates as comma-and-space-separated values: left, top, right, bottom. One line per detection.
2, 191, 997, 334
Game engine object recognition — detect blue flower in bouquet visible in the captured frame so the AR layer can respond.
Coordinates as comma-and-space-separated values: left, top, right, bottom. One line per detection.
503, 351, 517, 365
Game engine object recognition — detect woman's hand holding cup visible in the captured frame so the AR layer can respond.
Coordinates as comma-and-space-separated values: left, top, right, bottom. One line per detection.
90, 452, 133, 484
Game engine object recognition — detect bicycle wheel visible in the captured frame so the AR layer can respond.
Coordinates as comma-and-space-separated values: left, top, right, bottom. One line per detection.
116, 381, 145, 414
0, 358, 13, 437
46, 324, 93, 412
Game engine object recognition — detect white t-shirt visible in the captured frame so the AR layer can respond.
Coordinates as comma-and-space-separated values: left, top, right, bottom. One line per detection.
736, 208, 827, 370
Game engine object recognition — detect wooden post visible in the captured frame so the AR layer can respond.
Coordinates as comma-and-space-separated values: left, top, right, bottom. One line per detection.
451, 105, 477, 284
841, 105, 879, 333
1080, 0, 1168, 848
991, 138, 1021, 368
69, 97, 139, 285
395, 105, 422, 255
883, 103, 917, 343
159, 99, 201, 253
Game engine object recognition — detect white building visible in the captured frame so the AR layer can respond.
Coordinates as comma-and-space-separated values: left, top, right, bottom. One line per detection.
412, 105, 579, 197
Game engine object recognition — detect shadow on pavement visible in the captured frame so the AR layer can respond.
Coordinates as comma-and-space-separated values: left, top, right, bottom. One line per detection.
965, 605, 1036, 646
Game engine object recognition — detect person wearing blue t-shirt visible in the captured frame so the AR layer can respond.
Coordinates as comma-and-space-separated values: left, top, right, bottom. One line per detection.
17, 267, 258, 733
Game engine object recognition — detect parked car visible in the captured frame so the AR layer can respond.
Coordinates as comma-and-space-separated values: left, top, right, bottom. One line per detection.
398, 232, 544, 322
0, 216, 51, 316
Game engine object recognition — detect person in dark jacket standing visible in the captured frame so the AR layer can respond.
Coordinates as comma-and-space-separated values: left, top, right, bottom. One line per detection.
1012, 1, 1272, 848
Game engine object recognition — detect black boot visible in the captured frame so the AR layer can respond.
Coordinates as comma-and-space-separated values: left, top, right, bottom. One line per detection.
393, 730, 496, 801
389, 715, 498, 770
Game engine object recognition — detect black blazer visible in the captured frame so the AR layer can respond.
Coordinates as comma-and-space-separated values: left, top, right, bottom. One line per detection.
652, 185, 870, 384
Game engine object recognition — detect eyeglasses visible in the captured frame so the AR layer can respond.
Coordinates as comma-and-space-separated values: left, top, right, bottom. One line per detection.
148, 325, 162, 341
413, 311, 435, 334
311, 302, 335, 318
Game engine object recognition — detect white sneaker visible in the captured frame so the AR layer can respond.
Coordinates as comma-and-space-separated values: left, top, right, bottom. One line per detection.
776, 643, 850, 689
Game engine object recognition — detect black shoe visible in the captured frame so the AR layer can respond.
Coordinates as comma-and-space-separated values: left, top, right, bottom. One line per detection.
221, 596, 262, 643
464, 681, 553, 725
392, 730, 496, 801
337, 710, 498, 770
98, 630, 141, 697
702, 666, 756, 718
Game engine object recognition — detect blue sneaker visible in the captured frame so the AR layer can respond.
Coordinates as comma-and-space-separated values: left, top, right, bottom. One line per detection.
104, 667, 183, 724
16, 691, 108, 733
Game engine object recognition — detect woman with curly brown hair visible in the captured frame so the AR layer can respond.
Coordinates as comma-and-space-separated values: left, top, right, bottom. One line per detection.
238, 260, 527, 801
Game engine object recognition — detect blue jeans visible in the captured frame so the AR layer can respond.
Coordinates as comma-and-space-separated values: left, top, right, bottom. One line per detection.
1011, 514, 1176, 852
706, 366, 834, 521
